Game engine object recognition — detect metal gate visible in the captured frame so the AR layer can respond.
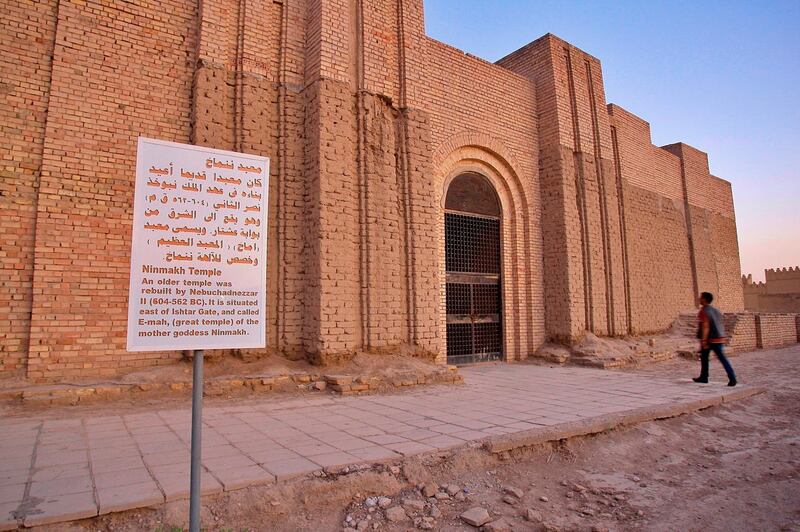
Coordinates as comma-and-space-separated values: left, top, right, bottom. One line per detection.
445, 211, 502, 364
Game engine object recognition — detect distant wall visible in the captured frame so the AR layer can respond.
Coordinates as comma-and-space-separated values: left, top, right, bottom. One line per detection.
743, 267, 800, 313
764, 266, 800, 294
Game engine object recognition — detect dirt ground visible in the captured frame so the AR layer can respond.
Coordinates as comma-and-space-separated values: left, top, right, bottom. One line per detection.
0, 350, 449, 416
34, 345, 800, 532
0, 350, 441, 395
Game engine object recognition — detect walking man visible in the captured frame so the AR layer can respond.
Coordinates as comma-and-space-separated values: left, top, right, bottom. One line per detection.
693, 291, 737, 386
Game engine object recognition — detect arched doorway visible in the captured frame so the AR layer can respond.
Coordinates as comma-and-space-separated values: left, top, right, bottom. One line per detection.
444, 173, 503, 364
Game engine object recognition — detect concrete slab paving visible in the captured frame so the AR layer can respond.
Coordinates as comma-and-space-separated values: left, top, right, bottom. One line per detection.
308, 451, 362, 469
206, 465, 273, 491
347, 445, 403, 462
96, 479, 163, 515
261, 457, 321, 481
0, 363, 762, 528
94, 468, 154, 491
29, 475, 94, 498
149, 463, 222, 500
0, 501, 17, 532
0, 483, 24, 506
22, 490, 97, 527
29, 466, 89, 487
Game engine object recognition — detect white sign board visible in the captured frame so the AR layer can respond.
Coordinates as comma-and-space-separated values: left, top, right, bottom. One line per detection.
126, 138, 269, 351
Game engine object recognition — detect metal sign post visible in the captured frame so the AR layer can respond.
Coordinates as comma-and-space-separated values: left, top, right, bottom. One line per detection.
189, 349, 203, 532
126, 138, 269, 532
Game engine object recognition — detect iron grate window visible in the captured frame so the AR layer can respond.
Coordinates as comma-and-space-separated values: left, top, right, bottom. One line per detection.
474, 322, 502, 358
446, 323, 474, 360
472, 284, 500, 315
444, 211, 502, 365
445, 213, 501, 274
446, 322, 503, 364
446, 283, 471, 315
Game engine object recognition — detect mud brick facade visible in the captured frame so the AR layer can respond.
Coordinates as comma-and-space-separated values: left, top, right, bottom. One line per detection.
724, 313, 758, 354
1, 0, 747, 381
755, 314, 799, 350
726, 311, 800, 352
797, 315, 800, 343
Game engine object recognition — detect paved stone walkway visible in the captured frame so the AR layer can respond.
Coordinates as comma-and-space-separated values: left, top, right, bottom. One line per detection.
0, 364, 754, 529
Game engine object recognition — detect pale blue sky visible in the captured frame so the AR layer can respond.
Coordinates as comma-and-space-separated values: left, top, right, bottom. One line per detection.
425, 0, 800, 282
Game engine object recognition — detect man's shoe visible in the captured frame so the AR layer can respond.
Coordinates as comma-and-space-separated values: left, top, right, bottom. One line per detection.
728, 379, 737, 387
692, 377, 708, 383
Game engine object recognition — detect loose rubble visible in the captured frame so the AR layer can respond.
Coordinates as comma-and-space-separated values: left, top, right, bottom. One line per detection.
384, 506, 407, 523
482, 518, 511, 531
403, 499, 425, 511
378, 497, 392, 509
460, 507, 492, 527
421, 483, 438, 497
502, 495, 517, 505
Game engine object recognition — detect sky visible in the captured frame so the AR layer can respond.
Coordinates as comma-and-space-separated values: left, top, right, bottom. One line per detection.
424, 0, 800, 282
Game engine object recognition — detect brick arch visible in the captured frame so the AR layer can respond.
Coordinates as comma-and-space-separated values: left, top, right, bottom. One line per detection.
437, 149, 528, 218
433, 139, 535, 364
432, 131, 527, 199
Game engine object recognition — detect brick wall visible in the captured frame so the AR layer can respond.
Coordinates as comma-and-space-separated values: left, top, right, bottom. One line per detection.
25, 0, 198, 380
402, 107, 442, 356
306, 78, 361, 357
661, 143, 744, 313
304, 0, 437, 360
14, 0, 316, 379
498, 35, 631, 341
755, 313, 799, 349
724, 313, 758, 353
725, 312, 799, 352
192, 0, 308, 360
622, 185, 695, 333
498, 35, 745, 341
1, 0, 749, 380
604, 109, 744, 335
0, 0, 59, 375
608, 105, 695, 334
797, 315, 800, 343
497, 37, 585, 342
421, 38, 544, 359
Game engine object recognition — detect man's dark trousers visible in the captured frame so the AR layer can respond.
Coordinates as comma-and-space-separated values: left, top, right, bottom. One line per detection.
699, 343, 736, 382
